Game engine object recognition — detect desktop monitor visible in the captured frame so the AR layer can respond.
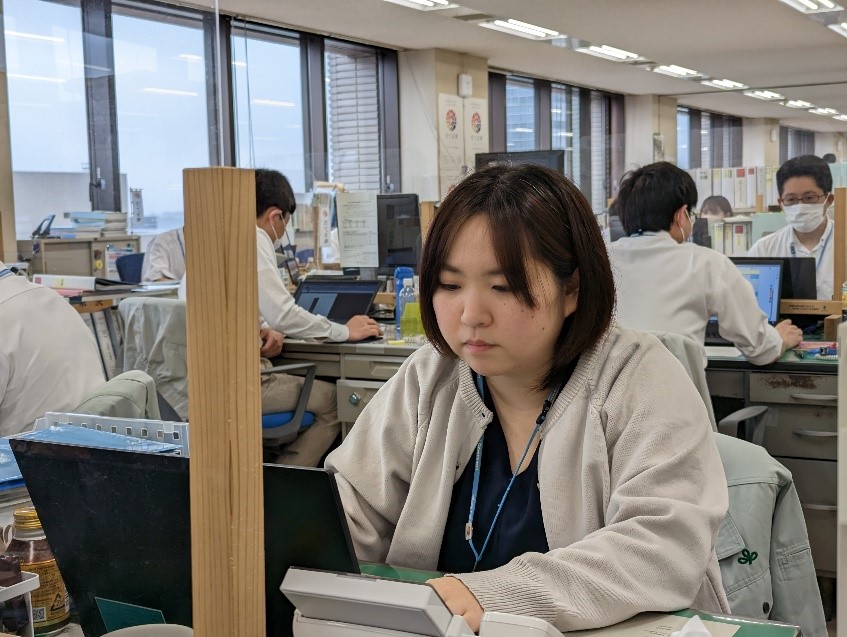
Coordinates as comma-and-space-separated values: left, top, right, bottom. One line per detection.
730, 256, 816, 301
377, 193, 421, 276
474, 150, 565, 173
731, 259, 783, 323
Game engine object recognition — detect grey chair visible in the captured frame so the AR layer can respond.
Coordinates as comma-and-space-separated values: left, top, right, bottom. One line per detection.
118, 297, 317, 447
72, 369, 161, 420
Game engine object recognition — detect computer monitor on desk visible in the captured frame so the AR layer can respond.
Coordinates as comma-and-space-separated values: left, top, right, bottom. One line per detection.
377, 193, 420, 276
731, 256, 816, 301
730, 259, 784, 323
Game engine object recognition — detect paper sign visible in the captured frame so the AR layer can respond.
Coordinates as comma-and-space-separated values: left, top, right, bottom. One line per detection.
438, 93, 465, 200
336, 191, 379, 268
463, 97, 488, 168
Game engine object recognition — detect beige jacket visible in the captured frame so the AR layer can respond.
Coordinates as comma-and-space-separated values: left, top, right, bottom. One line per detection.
326, 325, 730, 631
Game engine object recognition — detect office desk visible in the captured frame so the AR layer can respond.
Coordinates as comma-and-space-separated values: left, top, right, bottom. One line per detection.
707, 349, 838, 577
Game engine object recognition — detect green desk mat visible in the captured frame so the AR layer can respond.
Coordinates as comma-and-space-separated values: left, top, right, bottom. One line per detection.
674, 609, 798, 637
358, 561, 442, 584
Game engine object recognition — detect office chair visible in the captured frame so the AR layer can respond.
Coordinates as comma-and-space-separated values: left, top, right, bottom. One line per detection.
72, 369, 162, 420
117, 297, 316, 449
116, 252, 145, 284
648, 331, 826, 637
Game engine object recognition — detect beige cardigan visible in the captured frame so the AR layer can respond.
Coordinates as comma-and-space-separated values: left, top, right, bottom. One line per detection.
326, 325, 730, 631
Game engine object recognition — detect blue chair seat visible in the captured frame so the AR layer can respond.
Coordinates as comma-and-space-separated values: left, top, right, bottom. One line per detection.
261, 411, 315, 430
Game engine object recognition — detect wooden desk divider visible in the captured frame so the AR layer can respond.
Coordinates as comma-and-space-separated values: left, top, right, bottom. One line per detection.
834, 187, 846, 303
183, 168, 266, 637
420, 201, 437, 244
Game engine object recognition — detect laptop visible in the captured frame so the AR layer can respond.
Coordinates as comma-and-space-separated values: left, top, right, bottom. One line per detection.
705, 259, 783, 346
293, 279, 381, 323
9, 439, 359, 637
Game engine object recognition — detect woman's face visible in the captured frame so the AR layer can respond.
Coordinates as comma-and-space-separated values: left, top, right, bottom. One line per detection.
701, 209, 730, 224
432, 215, 578, 389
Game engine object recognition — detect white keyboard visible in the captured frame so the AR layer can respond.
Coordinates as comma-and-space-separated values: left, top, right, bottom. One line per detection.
705, 346, 742, 359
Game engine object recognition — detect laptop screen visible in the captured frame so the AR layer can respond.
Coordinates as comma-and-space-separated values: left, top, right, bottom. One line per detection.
10, 439, 359, 637
293, 280, 380, 323
733, 261, 783, 323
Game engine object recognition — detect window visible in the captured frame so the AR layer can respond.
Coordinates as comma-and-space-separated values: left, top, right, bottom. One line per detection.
779, 126, 815, 163
4, 0, 89, 239
551, 84, 579, 182
112, 3, 210, 233
679, 107, 741, 169
506, 77, 536, 151
325, 40, 382, 191
231, 23, 306, 192
677, 108, 691, 169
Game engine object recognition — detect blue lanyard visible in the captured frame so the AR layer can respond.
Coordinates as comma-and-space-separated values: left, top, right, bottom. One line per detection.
0, 269, 12, 280
629, 231, 658, 237
789, 221, 832, 274
466, 375, 564, 571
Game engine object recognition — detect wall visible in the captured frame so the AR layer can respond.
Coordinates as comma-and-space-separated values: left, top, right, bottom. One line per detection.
0, 2, 15, 262
742, 118, 780, 167
815, 132, 845, 161
624, 95, 677, 170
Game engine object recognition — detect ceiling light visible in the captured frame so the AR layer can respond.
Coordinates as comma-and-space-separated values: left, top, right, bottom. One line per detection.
479, 18, 559, 40
701, 78, 749, 90
7, 73, 66, 83
576, 44, 643, 62
744, 90, 785, 101
652, 64, 701, 78
828, 22, 847, 38
833, 114, 847, 121
809, 107, 839, 115
178, 54, 202, 62
782, 99, 814, 108
142, 88, 198, 97
251, 98, 295, 107
4, 30, 65, 43
777, 0, 843, 12
383, 0, 456, 9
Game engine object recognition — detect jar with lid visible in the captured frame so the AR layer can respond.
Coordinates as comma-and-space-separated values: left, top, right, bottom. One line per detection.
3, 508, 69, 636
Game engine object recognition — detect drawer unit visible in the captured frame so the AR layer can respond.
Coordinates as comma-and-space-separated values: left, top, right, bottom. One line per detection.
760, 404, 837, 461
749, 372, 837, 407
778, 457, 836, 575
342, 355, 407, 381
337, 379, 386, 428
277, 352, 341, 378
706, 370, 745, 399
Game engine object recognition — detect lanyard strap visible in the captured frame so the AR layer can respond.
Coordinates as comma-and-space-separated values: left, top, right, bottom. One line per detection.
0, 269, 12, 280
789, 221, 832, 274
466, 375, 565, 570
629, 231, 658, 237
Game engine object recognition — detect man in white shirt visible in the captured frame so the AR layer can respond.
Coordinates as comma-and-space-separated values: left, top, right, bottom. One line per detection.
141, 227, 186, 282
609, 162, 802, 368
0, 264, 105, 436
747, 155, 834, 300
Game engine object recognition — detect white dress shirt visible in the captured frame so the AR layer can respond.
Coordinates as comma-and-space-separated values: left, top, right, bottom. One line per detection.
141, 228, 186, 282
610, 232, 783, 367
0, 263, 105, 436
747, 219, 834, 301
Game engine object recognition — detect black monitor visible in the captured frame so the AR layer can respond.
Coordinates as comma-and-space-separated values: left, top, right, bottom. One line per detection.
730, 256, 816, 300
474, 150, 565, 173
377, 193, 421, 276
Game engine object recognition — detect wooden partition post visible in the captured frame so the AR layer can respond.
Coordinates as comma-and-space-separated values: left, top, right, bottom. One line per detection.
420, 201, 437, 244
183, 168, 265, 637
834, 187, 846, 302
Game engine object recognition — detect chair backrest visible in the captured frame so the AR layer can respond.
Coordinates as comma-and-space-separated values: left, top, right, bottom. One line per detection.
72, 369, 161, 420
116, 252, 145, 283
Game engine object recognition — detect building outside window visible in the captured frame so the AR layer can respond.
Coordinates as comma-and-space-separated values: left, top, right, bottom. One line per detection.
506, 77, 535, 151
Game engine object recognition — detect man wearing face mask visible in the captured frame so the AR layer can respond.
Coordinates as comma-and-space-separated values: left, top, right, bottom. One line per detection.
610, 162, 802, 368
747, 155, 834, 301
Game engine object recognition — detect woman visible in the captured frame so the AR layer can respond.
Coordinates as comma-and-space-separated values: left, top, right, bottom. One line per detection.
699, 195, 733, 224
326, 164, 729, 632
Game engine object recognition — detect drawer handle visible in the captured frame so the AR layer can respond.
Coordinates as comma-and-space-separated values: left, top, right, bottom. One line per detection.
789, 392, 837, 402
801, 503, 837, 512
348, 393, 361, 406
792, 429, 837, 438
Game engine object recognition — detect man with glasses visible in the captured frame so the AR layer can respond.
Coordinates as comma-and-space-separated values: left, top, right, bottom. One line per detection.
747, 155, 834, 300
610, 161, 802, 368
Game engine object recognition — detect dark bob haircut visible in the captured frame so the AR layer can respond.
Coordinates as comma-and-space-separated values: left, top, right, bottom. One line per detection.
700, 195, 733, 218
255, 168, 296, 218
419, 163, 615, 390
776, 155, 832, 195
616, 162, 697, 236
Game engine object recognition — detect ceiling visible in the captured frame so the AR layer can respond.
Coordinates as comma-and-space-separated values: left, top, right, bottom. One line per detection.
213, 0, 847, 132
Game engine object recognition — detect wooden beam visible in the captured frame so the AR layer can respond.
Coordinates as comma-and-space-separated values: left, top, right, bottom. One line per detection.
834, 187, 846, 302
420, 201, 437, 244
183, 168, 265, 637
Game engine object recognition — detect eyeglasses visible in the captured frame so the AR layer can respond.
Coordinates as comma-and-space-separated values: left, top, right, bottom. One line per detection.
687, 208, 697, 224
781, 193, 828, 206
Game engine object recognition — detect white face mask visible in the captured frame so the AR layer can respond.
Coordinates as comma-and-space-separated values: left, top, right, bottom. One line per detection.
270, 213, 284, 250
783, 203, 826, 234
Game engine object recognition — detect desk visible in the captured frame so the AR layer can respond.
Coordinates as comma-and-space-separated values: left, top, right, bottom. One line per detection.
707, 349, 838, 578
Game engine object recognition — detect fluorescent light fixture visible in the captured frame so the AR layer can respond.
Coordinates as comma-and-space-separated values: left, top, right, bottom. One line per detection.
142, 88, 198, 97
701, 78, 749, 90
827, 22, 847, 38
480, 18, 559, 40
576, 44, 642, 62
744, 90, 785, 101
511, 127, 534, 133
554, 132, 574, 136
178, 54, 202, 62
551, 108, 562, 114
782, 99, 814, 108
833, 114, 847, 121
777, 0, 842, 12
7, 73, 66, 83
652, 64, 700, 78
251, 98, 295, 107
383, 0, 456, 10
4, 30, 65, 43
809, 107, 839, 115
232, 61, 247, 68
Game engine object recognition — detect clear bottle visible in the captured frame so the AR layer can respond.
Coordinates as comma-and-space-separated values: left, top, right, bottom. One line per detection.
3, 508, 69, 636
398, 278, 417, 338
393, 267, 414, 315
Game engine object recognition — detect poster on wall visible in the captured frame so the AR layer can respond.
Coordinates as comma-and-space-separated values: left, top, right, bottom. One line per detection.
463, 97, 488, 169
336, 191, 379, 268
438, 93, 465, 201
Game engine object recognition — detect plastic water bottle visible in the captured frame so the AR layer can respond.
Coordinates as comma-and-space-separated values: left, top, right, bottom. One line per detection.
398, 279, 417, 337
393, 267, 414, 318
